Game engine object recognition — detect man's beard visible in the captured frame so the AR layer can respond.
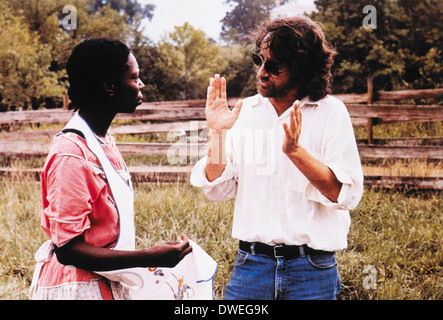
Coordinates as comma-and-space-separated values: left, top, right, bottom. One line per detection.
256, 77, 297, 98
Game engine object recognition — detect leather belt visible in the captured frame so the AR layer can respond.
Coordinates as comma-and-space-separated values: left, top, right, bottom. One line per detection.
239, 241, 332, 259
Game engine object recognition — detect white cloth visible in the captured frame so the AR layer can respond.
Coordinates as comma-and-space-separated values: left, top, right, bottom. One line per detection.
191, 94, 364, 251
105, 239, 217, 300
30, 240, 54, 295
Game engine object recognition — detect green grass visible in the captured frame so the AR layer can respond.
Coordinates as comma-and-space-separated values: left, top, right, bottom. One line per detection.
338, 188, 442, 299
354, 121, 443, 140
1, 120, 441, 299
0, 176, 441, 300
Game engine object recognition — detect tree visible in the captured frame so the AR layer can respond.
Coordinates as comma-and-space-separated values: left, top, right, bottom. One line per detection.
221, 0, 285, 44
220, 45, 257, 98
219, 1, 294, 97
1, 0, 157, 110
311, 0, 442, 93
75, 4, 130, 42
89, 0, 155, 24
0, 2, 65, 110
396, 0, 443, 89
157, 23, 222, 100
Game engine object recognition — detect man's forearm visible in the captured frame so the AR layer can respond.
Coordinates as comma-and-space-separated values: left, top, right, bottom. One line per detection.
205, 129, 227, 182
285, 146, 342, 202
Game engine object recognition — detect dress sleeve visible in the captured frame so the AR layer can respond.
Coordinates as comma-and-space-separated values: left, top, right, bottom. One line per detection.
41, 153, 105, 247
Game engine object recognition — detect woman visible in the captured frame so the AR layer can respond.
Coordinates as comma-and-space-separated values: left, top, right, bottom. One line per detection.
32, 38, 191, 300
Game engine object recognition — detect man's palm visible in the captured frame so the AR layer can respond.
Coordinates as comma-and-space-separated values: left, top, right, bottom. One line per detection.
206, 75, 242, 133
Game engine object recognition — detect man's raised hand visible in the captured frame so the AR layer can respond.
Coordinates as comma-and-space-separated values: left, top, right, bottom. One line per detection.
205, 74, 242, 134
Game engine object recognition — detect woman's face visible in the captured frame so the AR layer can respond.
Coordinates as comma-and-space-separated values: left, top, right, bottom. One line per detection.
112, 53, 145, 113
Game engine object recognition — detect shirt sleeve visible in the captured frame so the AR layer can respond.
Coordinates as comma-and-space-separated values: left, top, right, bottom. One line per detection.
42, 154, 105, 247
305, 101, 364, 210
190, 156, 238, 201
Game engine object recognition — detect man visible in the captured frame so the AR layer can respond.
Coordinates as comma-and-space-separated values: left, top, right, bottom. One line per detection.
191, 16, 363, 300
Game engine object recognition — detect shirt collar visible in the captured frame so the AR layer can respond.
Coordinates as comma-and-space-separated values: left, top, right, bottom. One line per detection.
299, 96, 319, 108
252, 94, 319, 109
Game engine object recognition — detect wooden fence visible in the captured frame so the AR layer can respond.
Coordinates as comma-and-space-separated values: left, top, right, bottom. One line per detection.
1, 88, 442, 190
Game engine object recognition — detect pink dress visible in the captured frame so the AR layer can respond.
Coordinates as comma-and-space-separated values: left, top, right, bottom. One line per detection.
33, 131, 131, 300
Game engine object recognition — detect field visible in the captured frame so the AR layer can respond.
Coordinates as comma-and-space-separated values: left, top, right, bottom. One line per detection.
0, 116, 442, 300
0, 175, 441, 300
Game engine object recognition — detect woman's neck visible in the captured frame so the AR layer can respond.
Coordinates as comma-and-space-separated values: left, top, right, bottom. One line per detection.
79, 109, 116, 138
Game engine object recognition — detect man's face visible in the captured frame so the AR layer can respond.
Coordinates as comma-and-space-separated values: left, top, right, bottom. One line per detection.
255, 47, 296, 99
113, 53, 145, 113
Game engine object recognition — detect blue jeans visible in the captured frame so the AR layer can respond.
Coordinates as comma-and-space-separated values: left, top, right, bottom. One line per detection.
225, 248, 341, 300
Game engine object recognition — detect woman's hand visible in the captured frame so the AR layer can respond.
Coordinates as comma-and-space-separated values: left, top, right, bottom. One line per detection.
144, 234, 193, 268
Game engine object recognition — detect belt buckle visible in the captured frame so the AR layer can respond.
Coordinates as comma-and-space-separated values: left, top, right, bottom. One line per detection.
273, 244, 284, 258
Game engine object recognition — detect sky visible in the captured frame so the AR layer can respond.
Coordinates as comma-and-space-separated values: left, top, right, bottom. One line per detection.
139, 0, 232, 44
138, 0, 317, 44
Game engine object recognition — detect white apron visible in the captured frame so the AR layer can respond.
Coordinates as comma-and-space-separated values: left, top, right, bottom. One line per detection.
31, 113, 217, 300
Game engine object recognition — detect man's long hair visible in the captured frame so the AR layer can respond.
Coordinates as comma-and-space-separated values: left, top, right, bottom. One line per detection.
253, 16, 336, 101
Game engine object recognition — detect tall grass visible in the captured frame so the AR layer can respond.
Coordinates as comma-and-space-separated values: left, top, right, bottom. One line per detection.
354, 121, 443, 140
0, 176, 441, 300
1, 120, 441, 299
339, 188, 442, 299
0, 177, 46, 300
354, 121, 443, 178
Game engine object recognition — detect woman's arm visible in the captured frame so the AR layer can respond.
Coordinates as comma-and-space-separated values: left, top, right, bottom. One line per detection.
54, 234, 192, 271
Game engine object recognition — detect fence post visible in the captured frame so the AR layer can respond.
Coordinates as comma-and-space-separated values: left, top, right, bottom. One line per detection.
63, 94, 69, 110
367, 74, 374, 144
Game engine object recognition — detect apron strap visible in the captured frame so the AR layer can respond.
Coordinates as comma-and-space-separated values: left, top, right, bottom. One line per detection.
98, 279, 115, 300
63, 113, 135, 250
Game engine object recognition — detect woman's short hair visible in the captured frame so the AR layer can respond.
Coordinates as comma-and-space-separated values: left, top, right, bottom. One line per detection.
66, 38, 130, 111
253, 16, 336, 101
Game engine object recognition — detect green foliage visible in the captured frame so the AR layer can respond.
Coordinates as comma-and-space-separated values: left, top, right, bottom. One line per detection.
221, 0, 276, 44
220, 44, 257, 98
220, 0, 292, 44
157, 23, 222, 100
0, 2, 65, 110
89, 0, 155, 24
1, 0, 441, 109
311, 0, 443, 93
0, 0, 139, 110
76, 4, 130, 41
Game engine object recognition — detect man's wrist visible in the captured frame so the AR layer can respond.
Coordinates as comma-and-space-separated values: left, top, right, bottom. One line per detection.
284, 145, 305, 163
207, 128, 227, 165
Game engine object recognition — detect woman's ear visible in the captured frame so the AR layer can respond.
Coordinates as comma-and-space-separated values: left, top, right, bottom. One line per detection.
104, 82, 115, 96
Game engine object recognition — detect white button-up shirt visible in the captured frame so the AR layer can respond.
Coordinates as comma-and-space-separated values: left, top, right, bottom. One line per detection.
191, 94, 364, 251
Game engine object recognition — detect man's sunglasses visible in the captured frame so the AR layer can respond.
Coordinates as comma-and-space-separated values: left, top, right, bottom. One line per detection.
252, 53, 288, 76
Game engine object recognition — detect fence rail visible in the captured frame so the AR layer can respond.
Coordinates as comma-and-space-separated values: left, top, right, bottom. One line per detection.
2, 102, 443, 126
1, 140, 443, 160
0, 166, 441, 190
1, 88, 442, 190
